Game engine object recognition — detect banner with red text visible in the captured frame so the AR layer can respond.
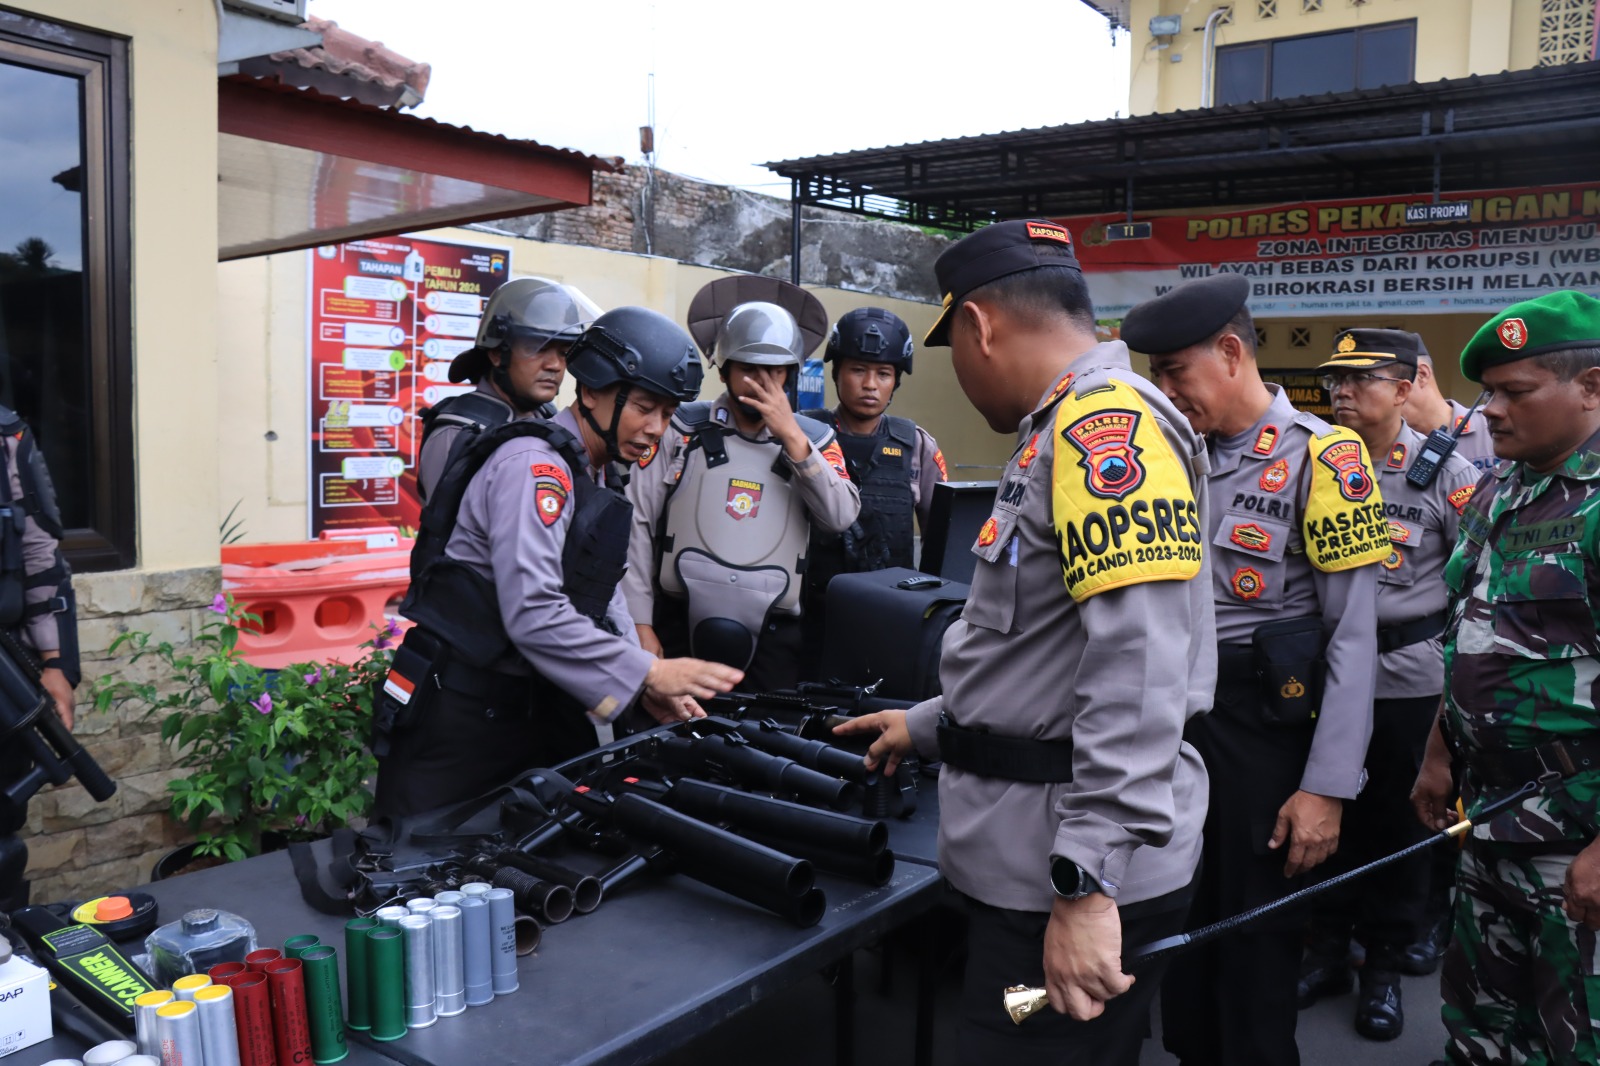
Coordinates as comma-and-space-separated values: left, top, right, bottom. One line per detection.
306, 235, 510, 538
1056, 183, 1600, 320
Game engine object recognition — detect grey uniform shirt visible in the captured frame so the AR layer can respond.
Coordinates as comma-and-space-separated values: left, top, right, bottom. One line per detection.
415, 379, 520, 503
3, 434, 67, 656
1207, 384, 1380, 800
1447, 398, 1497, 475
1373, 423, 1479, 699
622, 393, 862, 623
443, 406, 653, 723
822, 408, 946, 530
903, 342, 1216, 912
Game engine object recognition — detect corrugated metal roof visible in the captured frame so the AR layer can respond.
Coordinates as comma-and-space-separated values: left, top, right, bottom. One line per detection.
764, 63, 1600, 229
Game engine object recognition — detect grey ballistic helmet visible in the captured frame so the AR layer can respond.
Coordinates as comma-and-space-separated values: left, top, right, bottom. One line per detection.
449, 276, 602, 383
685, 275, 830, 369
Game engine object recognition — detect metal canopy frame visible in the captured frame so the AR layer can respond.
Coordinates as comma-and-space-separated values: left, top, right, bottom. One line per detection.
768, 63, 1600, 233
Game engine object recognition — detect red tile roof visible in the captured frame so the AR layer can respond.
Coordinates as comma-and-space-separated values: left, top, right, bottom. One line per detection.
238, 16, 432, 109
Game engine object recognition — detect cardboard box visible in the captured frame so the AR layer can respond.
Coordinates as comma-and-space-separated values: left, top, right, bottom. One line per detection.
0, 954, 51, 1057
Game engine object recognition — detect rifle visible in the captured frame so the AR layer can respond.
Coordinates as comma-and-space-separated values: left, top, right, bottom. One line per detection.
0, 627, 114, 826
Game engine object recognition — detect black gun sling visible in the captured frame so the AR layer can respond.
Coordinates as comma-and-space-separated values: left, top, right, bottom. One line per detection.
935, 716, 1075, 784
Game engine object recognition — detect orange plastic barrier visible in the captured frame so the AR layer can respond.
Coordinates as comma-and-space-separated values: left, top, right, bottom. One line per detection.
222, 539, 415, 670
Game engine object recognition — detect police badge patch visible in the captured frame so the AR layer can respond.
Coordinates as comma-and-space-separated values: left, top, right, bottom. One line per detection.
1316, 438, 1374, 502
1231, 567, 1265, 600
1229, 523, 1272, 552
1383, 549, 1403, 571
1260, 460, 1290, 493
976, 516, 999, 547
726, 478, 762, 520
1063, 409, 1146, 501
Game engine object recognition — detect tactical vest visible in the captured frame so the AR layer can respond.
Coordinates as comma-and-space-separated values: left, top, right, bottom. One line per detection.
0, 407, 76, 683
800, 411, 918, 599
417, 391, 556, 502
657, 404, 828, 619
403, 419, 633, 673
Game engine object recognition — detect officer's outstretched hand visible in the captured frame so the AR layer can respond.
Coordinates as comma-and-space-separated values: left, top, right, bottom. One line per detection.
831, 711, 912, 776
1563, 840, 1600, 930
1044, 895, 1133, 1021
1269, 790, 1342, 877
40, 664, 74, 732
641, 690, 705, 725
644, 656, 742, 702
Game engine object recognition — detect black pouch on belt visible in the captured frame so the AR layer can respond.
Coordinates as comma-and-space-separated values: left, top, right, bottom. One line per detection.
372, 627, 446, 754
1251, 615, 1328, 727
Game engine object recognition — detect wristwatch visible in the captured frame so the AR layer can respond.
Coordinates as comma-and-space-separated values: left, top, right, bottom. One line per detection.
1050, 857, 1102, 901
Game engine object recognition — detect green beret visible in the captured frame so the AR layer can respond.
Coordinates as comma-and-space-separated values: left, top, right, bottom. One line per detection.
1460, 290, 1600, 383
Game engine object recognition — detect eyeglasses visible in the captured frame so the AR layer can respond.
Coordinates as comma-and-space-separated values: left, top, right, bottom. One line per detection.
1319, 371, 1406, 392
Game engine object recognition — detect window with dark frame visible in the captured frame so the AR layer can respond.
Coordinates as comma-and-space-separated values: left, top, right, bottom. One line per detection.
1214, 20, 1416, 105
0, 14, 133, 572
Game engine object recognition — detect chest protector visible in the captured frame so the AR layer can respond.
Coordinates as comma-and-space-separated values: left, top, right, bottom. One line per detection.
801, 411, 917, 598
404, 419, 632, 671
656, 405, 829, 669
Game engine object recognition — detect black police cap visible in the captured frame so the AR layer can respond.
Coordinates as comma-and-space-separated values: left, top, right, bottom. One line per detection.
924, 219, 1082, 347
1120, 274, 1251, 356
1316, 328, 1427, 374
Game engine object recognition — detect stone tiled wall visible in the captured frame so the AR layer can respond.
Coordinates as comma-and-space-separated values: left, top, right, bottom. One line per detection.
21, 566, 221, 902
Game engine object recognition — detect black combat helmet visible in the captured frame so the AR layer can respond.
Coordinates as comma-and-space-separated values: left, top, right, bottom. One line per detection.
566, 307, 704, 461
825, 307, 915, 375
566, 306, 704, 403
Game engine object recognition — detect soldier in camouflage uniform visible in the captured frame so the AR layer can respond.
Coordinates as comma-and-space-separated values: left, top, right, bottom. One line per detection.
1411, 290, 1600, 1066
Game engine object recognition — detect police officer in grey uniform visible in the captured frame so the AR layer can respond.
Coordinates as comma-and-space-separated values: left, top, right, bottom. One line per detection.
415, 277, 600, 501
1402, 347, 1496, 475
1296, 329, 1480, 1040
1125, 275, 1388, 1066
839, 220, 1214, 1065
799, 307, 945, 666
374, 308, 742, 818
626, 279, 860, 691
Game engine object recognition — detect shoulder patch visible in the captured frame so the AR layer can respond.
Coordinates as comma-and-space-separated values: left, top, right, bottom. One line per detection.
1253, 425, 1278, 456
933, 448, 948, 480
1018, 435, 1040, 471
1449, 483, 1476, 513
1052, 379, 1201, 603
1388, 442, 1407, 469
1303, 428, 1391, 572
820, 441, 850, 480
638, 442, 658, 469
531, 462, 572, 493
1043, 372, 1076, 408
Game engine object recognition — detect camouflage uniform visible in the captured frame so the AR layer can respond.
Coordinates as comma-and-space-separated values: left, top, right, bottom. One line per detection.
1440, 428, 1600, 1065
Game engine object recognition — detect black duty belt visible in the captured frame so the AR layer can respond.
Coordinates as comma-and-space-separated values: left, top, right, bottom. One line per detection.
437, 661, 533, 711
1467, 736, 1600, 789
936, 715, 1075, 784
1377, 610, 1448, 654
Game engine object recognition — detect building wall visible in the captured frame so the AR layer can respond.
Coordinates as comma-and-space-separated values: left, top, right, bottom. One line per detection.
218, 227, 1014, 545
5, 0, 223, 898
1124, 0, 1557, 115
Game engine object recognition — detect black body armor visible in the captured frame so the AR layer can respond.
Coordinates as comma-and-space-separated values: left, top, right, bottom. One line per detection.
800, 411, 918, 602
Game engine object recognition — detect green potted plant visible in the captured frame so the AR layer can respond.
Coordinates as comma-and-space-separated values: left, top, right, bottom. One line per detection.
94, 593, 394, 865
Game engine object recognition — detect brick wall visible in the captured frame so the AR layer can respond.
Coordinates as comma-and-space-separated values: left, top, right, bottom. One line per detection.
22, 567, 220, 901
490, 166, 949, 305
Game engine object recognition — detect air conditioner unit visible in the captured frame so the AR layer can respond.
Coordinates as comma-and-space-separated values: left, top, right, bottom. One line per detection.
221, 0, 307, 25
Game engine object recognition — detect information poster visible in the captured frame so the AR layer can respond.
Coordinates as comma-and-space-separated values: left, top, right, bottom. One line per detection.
1260, 370, 1332, 419
1055, 182, 1600, 319
307, 236, 510, 537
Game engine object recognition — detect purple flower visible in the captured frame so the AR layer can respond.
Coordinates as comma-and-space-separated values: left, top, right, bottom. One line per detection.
294, 814, 308, 827
373, 617, 402, 651
303, 669, 322, 686
209, 593, 228, 615
250, 692, 273, 715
